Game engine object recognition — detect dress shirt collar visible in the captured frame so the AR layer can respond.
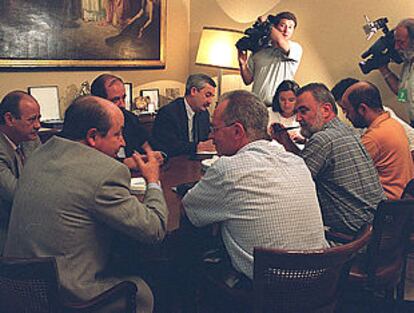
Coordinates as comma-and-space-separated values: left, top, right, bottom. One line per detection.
184, 97, 195, 120
237, 139, 284, 155
184, 97, 196, 142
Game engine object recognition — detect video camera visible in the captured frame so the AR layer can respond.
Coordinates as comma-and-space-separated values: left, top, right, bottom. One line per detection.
236, 15, 277, 53
359, 16, 403, 74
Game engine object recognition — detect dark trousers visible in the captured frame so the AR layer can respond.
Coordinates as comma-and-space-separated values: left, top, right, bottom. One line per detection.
169, 216, 252, 312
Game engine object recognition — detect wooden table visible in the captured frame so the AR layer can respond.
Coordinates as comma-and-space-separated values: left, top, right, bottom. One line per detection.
122, 155, 203, 266
157, 155, 203, 231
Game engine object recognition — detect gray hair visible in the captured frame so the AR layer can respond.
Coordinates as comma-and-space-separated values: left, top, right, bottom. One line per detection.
397, 18, 414, 43
219, 90, 268, 141
297, 83, 338, 114
185, 73, 216, 96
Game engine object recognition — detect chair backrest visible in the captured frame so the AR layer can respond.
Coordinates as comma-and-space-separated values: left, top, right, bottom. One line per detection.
401, 179, 414, 235
253, 225, 372, 313
365, 199, 414, 282
0, 257, 61, 313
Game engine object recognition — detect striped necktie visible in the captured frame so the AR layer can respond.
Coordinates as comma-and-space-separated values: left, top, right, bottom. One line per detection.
16, 145, 25, 166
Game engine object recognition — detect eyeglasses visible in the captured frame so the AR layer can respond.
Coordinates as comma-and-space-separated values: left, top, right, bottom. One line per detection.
209, 122, 236, 133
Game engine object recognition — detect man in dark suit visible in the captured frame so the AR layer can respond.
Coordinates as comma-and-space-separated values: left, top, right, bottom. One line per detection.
0, 91, 41, 255
91, 74, 151, 158
4, 95, 168, 313
151, 73, 216, 157
91, 73, 165, 170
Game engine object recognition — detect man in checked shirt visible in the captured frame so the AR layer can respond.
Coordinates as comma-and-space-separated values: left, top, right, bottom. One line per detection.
273, 82, 385, 237
182, 90, 327, 289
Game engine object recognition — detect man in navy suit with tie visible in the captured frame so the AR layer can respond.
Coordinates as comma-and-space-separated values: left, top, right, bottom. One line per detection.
151, 73, 216, 157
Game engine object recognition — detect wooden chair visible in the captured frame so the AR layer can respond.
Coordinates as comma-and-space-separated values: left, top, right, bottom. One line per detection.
253, 225, 372, 313
398, 179, 414, 301
345, 199, 414, 310
198, 225, 371, 313
0, 257, 137, 313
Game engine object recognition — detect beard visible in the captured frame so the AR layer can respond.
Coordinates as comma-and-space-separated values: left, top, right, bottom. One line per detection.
300, 126, 313, 138
300, 111, 324, 138
401, 43, 414, 61
350, 113, 368, 129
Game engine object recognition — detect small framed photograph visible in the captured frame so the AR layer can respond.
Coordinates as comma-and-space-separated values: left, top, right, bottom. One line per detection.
140, 89, 159, 112
28, 86, 61, 122
124, 83, 132, 111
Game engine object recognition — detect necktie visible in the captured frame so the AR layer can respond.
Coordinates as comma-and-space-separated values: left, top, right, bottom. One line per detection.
16, 145, 25, 166
192, 113, 199, 143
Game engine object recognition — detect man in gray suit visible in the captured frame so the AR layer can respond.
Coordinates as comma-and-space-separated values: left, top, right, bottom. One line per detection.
4, 96, 168, 313
0, 90, 41, 255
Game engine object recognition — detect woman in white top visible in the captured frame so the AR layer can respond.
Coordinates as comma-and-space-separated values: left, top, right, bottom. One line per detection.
268, 80, 304, 143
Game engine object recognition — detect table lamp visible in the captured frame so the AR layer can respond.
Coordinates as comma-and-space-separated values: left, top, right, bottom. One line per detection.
196, 27, 244, 97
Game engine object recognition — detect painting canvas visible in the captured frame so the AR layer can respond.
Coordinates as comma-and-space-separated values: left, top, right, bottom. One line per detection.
28, 86, 61, 121
0, 0, 166, 68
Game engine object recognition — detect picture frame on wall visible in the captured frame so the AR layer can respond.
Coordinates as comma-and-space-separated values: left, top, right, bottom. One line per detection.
28, 86, 62, 123
0, 0, 166, 69
124, 83, 133, 111
140, 89, 159, 113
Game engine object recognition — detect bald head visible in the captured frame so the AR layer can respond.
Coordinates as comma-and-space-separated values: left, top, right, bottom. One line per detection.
344, 81, 383, 112
0, 90, 41, 144
0, 91, 37, 124
91, 74, 123, 99
61, 95, 122, 141
340, 81, 383, 129
91, 74, 128, 108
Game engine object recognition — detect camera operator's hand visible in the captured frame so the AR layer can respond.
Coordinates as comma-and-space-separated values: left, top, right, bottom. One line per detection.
238, 49, 248, 67
238, 49, 253, 85
270, 26, 290, 55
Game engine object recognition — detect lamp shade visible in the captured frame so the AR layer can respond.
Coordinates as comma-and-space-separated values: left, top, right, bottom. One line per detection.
196, 27, 244, 71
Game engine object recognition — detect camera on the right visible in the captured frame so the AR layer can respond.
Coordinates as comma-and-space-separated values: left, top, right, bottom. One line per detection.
359, 16, 404, 74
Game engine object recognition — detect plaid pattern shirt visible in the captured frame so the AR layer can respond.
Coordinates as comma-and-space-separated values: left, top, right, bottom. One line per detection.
301, 117, 386, 235
183, 140, 327, 279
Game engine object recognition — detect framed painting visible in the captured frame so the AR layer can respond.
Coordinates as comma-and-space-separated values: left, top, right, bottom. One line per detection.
0, 0, 166, 68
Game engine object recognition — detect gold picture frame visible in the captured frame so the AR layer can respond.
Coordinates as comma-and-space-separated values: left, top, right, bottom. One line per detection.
0, 0, 166, 68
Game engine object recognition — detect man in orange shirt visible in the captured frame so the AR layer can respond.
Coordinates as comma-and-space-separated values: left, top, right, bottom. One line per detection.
341, 81, 414, 199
